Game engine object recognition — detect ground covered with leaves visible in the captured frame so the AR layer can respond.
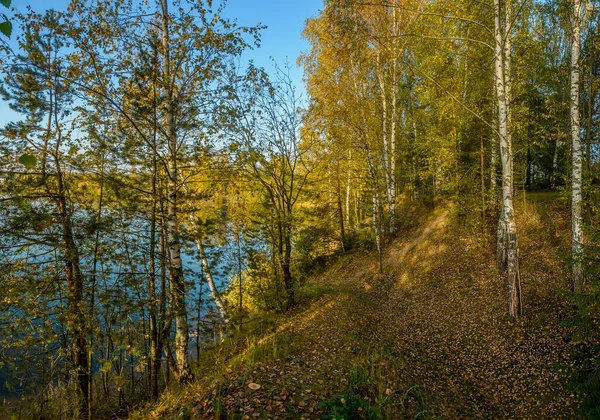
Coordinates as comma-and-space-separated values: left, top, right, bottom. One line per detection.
134, 194, 580, 419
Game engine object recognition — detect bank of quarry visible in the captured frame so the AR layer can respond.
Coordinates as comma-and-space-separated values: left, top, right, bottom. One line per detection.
133, 193, 580, 419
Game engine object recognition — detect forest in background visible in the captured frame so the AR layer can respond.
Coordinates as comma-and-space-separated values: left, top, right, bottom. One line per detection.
0, 0, 599, 418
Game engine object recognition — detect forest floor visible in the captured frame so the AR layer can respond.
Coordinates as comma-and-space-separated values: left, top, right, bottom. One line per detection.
133, 192, 581, 419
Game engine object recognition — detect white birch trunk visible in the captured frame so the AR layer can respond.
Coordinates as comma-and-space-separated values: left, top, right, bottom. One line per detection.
373, 193, 383, 274
346, 149, 352, 228
412, 119, 418, 200
491, 99, 499, 205
388, 8, 398, 235
494, 0, 522, 319
328, 166, 334, 231
377, 54, 392, 235
160, 0, 192, 382
196, 239, 229, 323
571, 0, 585, 291
354, 190, 360, 229
504, 0, 513, 197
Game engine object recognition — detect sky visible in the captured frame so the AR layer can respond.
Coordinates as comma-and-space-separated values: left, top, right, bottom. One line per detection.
0, 0, 324, 126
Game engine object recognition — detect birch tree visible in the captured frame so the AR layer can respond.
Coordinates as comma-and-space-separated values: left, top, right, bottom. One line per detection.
494, 0, 522, 318
571, 0, 584, 292
158, 0, 192, 383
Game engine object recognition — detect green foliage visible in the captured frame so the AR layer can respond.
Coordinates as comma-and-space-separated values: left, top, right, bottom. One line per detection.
0, 0, 9, 38
568, 342, 600, 419
318, 390, 378, 420
0, 0, 599, 415
17, 153, 36, 168
223, 251, 286, 312
566, 243, 600, 417
0, 20, 10, 38
344, 229, 376, 252
294, 225, 333, 275
565, 163, 600, 417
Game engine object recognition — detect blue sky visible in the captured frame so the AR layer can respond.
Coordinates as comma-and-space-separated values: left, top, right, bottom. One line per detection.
0, 0, 323, 125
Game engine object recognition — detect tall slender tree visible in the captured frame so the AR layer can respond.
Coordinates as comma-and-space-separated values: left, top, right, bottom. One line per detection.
571, 0, 585, 292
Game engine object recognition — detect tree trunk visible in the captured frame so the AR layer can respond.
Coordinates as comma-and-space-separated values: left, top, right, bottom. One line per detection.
235, 226, 243, 313
328, 167, 335, 231
196, 239, 229, 323
354, 190, 360, 229
453, 102, 461, 225
149, 138, 159, 399
158, 223, 168, 387
282, 225, 295, 305
377, 53, 394, 237
494, 0, 522, 319
51, 109, 89, 416
481, 130, 486, 232
160, 0, 192, 383
526, 146, 532, 188
57, 171, 89, 416
389, 9, 398, 236
346, 149, 352, 229
337, 168, 346, 252
571, 0, 584, 292
490, 99, 499, 207
87, 154, 105, 417
586, 52, 594, 173
411, 119, 418, 201
551, 138, 561, 189
373, 193, 383, 275
504, 0, 513, 199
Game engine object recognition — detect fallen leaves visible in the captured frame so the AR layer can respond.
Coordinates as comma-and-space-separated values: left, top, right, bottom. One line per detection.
172, 203, 579, 419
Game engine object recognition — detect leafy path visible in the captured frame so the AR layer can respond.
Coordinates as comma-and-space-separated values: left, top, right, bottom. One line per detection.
147, 200, 579, 419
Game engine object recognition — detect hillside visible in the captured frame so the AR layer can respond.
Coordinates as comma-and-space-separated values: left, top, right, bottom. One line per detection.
133, 193, 580, 419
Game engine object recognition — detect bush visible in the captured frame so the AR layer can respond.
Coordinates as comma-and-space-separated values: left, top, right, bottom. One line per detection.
344, 229, 376, 252
565, 211, 600, 418
223, 251, 286, 312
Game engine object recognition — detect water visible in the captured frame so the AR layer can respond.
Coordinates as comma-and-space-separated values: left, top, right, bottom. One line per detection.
0, 203, 260, 398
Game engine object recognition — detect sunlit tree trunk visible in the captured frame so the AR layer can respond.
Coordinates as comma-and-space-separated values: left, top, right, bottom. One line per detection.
373, 193, 383, 274
494, 0, 522, 319
328, 166, 335, 231
159, 0, 192, 383
337, 168, 346, 252
490, 140, 499, 200
411, 119, 418, 201
377, 53, 393, 238
388, 8, 398, 236
481, 130, 486, 231
571, 0, 584, 292
235, 226, 244, 312
285, 199, 295, 303
346, 149, 352, 229
196, 239, 229, 323
504, 0, 513, 199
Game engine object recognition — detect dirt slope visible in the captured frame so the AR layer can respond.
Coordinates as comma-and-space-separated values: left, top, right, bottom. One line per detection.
139, 195, 579, 419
